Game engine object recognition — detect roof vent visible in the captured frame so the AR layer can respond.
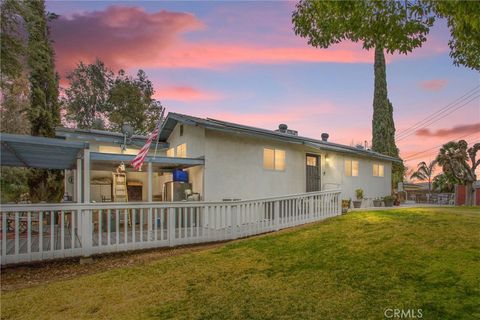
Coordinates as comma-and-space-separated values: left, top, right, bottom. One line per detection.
321, 133, 329, 142
275, 124, 298, 136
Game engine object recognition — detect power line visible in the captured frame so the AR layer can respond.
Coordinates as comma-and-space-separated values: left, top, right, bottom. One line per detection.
396, 85, 479, 138
395, 85, 480, 140
396, 93, 480, 142
402, 132, 480, 161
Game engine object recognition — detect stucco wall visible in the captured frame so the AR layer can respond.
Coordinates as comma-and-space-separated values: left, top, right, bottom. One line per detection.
202, 129, 392, 202
203, 129, 306, 201
166, 123, 205, 158
328, 154, 392, 201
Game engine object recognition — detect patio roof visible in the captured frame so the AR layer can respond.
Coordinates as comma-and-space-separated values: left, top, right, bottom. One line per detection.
90, 152, 204, 171
0, 133, 88, 170
56, 127, 169, 149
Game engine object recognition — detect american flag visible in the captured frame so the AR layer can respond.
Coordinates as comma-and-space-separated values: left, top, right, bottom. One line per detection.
131, 127, 159, 171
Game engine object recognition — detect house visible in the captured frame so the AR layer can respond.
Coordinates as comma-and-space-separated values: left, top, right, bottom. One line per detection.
0, 112, 400, 265
58, 112, 400, 204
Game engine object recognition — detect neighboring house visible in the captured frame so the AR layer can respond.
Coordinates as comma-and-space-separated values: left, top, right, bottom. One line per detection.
58, 112, 400, 203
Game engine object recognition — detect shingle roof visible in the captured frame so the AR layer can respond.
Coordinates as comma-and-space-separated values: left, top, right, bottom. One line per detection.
160, 112, 402, 163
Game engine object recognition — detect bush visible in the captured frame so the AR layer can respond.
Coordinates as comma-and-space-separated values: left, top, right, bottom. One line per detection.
355, 188, 364, 200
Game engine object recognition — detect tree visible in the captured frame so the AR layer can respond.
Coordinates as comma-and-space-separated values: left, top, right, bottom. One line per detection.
0, 0, 30, 134
24, 0, 60, 137
23, 0, 63, 202
63, 59, 114, 129
108, 70, 163, 135
410, 160, 436, 193
432, 172, 459, 193
436, 140, 479, 206
425, 0, 480, 71
0, 0, 31, 204
0, 0, 24, 82
292, 0, 434, 189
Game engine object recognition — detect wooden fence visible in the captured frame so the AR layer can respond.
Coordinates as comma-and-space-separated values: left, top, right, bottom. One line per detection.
1, 189, 341, 265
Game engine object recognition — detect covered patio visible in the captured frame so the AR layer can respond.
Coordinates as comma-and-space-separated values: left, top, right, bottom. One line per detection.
0, 133, 205, 204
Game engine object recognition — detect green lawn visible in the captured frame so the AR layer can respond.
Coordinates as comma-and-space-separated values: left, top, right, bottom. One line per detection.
2, 207, 480, 319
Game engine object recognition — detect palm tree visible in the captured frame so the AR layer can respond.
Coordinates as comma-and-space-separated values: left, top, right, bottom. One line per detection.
410, 160, 437, 193
432, 172, 459, 193
436, 140, 479, 206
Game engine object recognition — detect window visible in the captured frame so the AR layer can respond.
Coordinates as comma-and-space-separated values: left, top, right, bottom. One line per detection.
176, 143, 187, 158
373, 163, 385, 177
263, 148, 285, 171
306, 155, 317, 167
166, 148, 175, 157
179, 124, 184, 137
345, 160, 359, 177
275, 149, 286, 171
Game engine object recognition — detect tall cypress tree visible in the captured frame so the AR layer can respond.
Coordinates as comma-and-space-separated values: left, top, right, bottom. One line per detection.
292, 0, 433, 190
24, 0, 60, 137
371, 48, 403, 187
24, 0, 63, 202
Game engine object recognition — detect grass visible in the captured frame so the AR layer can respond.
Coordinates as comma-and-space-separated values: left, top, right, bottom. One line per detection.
2, 207, 480, 319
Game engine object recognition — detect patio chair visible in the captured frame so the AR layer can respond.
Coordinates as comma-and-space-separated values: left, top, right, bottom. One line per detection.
185, 189, 201, 201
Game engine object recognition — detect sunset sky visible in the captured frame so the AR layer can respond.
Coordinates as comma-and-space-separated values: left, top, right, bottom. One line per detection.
46, 1, 480, 176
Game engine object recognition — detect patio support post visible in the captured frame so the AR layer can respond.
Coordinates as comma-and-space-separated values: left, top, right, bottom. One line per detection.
147, 161, 153, 240
83, 149, 90, 204
76, 158, 82, 203
147, 161, 153, 202
82, 149, 92, 257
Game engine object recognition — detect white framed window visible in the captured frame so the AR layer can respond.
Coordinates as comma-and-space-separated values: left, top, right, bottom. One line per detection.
176, 143, 187, 158
166, 148, 175, 157
373, 163, 385, 177
263, 148, 285, 171
345, 160, 359, 177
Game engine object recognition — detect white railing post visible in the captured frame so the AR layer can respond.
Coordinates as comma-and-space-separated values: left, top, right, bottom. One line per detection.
274, 200, 280, 231
82, 208, 93, 256
309, 196, 313, 222
168, 207, 176, 247
230, 204, 238, 240
148, 206, 152, 241
337, 192, 341, 215
147, 162, 153, 242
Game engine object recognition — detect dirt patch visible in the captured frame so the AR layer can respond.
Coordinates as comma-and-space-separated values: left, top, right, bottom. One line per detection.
0, 241, 227, 292
0, 222, 317, 292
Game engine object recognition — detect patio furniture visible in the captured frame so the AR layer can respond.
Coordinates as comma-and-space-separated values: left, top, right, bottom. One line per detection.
185, 189, 201, 201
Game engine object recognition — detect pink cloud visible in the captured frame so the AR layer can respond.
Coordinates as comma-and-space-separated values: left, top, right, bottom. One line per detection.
51, 6, 204, 76
416, 123, 480, 137
419, 79, 448, 91
50, 5, 450, 74
152, 42, 372, 69
50, 6, 374, 75
154, 86, 222, 102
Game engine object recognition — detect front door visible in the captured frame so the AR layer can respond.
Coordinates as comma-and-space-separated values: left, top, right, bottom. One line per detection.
306, 154, 321, 192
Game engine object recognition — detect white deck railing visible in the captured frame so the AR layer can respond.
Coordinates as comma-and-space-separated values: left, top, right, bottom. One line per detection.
0, 189, 341, 265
